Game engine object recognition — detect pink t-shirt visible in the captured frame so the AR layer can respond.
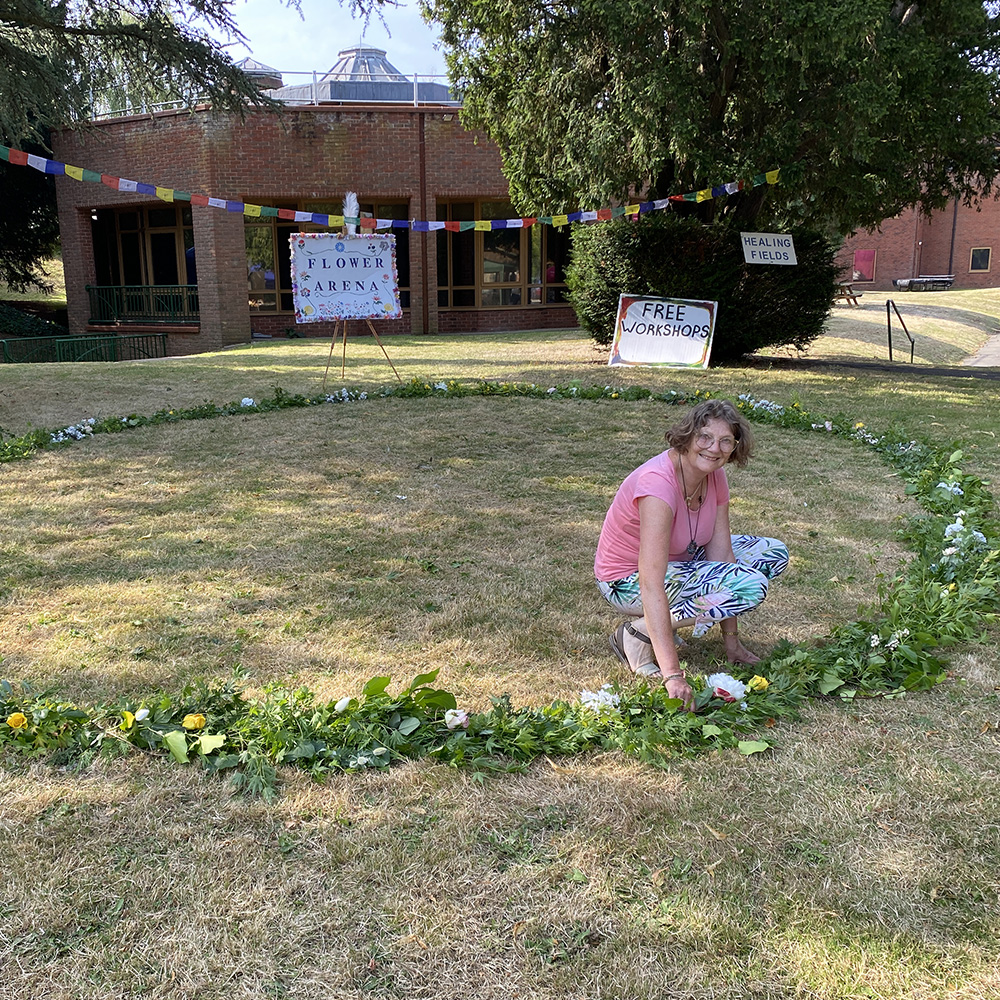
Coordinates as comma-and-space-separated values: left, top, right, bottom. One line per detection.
594, 449, 730, 580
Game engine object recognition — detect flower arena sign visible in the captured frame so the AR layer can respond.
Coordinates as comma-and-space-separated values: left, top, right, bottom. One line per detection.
608, 295, 717, 368
740, 232, 797, 265
290, 233, 402, 322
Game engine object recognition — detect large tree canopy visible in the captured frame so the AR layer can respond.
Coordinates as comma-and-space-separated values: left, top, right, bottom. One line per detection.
422, 0, 1000, 232
0, 0, 395, 144
0, 0, 389, 289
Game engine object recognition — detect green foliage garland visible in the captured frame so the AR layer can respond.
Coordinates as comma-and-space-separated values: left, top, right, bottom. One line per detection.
2, 380, 998, 797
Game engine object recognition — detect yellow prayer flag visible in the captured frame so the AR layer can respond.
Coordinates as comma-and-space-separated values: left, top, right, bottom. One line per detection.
329, 215, 345, 227
624, 204, 640, 216
551, 214, 569, 227
64, 164, 84, 181
474, 220, 491, 231
696, 189, 712, 202
155, 187, 174, 202
766, 169, 780, 184
244, 204, 262, 217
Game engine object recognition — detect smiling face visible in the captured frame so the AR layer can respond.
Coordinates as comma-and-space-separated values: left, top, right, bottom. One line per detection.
683, 416, 737, 474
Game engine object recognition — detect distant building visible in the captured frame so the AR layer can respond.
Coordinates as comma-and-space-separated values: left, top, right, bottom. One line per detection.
838, 199, 1000, 291
52, 46, 575, 354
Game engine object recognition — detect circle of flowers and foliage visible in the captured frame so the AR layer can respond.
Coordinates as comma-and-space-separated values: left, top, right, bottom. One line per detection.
2, 381, 997, 799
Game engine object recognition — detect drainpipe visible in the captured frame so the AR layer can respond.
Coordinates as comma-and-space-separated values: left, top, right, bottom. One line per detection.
947, 198, 958, 276
419, 111, 429, 334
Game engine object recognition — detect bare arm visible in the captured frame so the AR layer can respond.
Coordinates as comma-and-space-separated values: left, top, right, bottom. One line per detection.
636, 495, 694, 708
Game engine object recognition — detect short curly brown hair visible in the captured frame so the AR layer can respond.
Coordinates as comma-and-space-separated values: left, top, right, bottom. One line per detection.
664, 399, 754, 468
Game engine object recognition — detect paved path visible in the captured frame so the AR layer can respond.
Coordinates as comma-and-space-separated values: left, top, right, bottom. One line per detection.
965, 330, 1000, 367
747, 353, 1000, 381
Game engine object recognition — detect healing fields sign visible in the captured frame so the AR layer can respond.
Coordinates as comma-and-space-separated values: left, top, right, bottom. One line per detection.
608, 295, 717, 368
290, 233, 401, 322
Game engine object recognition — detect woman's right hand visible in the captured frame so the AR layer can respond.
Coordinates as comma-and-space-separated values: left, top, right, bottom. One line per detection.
665, 673, 694, 710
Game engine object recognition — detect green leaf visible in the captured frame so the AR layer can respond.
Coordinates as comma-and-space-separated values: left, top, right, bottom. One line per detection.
818, 672, 845, 695
948, 450, 963, 464
362, 676, 392, 699
701, 724, 723, 737
404, 669, 441, 692
737, 740, 770, 755
416, 688, 457, 711
397, 716, 420, 736
196, 733, 226, 755
162, 729, 189, 763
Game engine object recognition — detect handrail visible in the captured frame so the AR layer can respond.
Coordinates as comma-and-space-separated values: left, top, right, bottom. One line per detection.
1, 333, 168, 364
886, 299, 915, 363
86, 285, 199, 324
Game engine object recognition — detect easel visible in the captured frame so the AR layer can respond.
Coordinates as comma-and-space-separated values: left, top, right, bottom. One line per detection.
322, 317, 402, 390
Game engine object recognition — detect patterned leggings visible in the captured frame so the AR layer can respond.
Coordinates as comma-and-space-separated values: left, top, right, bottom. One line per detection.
596, 535, 788, 636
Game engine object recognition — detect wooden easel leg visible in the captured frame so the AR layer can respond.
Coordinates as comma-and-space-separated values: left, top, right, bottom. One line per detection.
341, 320, 349, 379
365, 319, 403, 383
322, 321, 339, 392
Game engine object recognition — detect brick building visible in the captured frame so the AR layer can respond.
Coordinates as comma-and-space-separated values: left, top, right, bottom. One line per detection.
837, 198, 1000, 292
52, 47, 576, 355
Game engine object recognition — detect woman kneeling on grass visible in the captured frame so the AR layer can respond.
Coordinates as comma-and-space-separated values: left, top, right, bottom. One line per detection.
594, 399, 788, 708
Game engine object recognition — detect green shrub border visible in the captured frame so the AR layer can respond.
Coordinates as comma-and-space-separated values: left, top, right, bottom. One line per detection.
2, 379, 998, 798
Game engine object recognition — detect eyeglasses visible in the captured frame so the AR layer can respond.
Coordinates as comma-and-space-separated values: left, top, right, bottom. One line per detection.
695, 432, 737, 452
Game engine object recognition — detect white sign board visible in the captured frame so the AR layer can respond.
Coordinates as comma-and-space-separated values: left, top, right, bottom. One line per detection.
740, 232, 797, 265
608, 295, 717, 368
290, 233, 401, 322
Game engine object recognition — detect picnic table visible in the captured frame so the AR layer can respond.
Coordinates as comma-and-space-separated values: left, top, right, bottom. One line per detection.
834, 282, 864, 305
892, 275, 955, 291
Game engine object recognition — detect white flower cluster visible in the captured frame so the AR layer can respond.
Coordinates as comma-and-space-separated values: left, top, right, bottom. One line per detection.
348, 746, 388, 768
240, 397, 255, 407
434, 381, 448, 391
885, 628, 910, 651
444, 708, 470, 729
737, 394, 785, 418
811, 420, 835, 432
50, 418, 96, 443
943, 511, 988, 550
580, 684, 621, 713
936, 481, 964, 496
706, 672, 747, 704
324, 388, 367, 403
850, 424, 883, 447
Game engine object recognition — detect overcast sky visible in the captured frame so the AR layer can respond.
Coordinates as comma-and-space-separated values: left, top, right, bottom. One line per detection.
219, 0, 446, 78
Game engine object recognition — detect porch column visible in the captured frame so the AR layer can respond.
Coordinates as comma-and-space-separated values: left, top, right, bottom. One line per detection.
192, 206, 250, 350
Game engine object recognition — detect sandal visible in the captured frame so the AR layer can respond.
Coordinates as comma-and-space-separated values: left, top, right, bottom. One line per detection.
609, 622, 661, 678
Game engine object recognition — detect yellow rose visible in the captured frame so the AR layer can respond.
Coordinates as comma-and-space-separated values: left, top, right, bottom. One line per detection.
747, 675, 770, 692
6, 712, 28, 730
181, 713, 206, 730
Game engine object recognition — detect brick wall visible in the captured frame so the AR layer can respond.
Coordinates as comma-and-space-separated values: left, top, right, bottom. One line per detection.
53, 105, 576, 352
838, 197, 1000, 291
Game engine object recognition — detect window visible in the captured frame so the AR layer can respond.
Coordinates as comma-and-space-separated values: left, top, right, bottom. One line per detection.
91, 205, 194, 287
244, 199, 411, 313
852, 249, 876, 283
970, 247, 991, 272
436, 200, 571, 308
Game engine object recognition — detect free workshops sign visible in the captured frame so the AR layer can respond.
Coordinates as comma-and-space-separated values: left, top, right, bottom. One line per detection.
290, 233, 401, 322
608, 295, 717, 368
740, 232, 797, 265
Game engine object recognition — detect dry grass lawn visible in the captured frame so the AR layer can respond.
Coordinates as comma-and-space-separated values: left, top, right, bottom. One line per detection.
2, 331, 1000, 999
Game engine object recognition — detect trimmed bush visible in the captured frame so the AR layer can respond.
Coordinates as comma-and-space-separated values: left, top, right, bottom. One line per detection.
565, 214, 839, 365
0, 301, 66, 339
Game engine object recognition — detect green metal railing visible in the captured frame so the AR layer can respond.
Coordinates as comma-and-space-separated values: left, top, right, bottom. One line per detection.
1, 333, 169, 364
86, 284, 199, 324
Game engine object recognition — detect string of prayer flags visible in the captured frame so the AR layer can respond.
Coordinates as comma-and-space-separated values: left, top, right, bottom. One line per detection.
0, 143, 781, 231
